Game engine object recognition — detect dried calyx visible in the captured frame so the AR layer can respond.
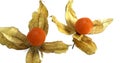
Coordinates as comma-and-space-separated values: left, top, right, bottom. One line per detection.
0, 0, 69, 63
51, 0, 113, 55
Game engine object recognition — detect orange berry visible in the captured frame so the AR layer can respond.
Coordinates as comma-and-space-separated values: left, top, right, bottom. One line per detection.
75, 17, 93, 34
27, 27, 46, 46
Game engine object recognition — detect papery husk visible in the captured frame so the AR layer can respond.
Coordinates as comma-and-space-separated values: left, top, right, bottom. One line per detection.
26, 47, 41, 63
73, 34, 97, 55
65, 0, 77, 30
90, 18, 113, 34
0, 27, 29, 50
40, 41, 69, 54
51, 16, 75, 35
29, 0, 48, 34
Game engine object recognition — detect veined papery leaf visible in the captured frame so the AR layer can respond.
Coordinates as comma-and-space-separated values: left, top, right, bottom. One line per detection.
26, 47, 41, 63
90, 18, 113, 34
51, 16, 75, 35
73, 33, 97, 55
65, 0, 77, 30
40, 41, 69, 54
29, 0, 48, 35
0, 27, 29, 50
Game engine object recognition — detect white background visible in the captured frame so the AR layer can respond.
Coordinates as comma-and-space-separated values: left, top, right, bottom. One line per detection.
0, 0, 120, 63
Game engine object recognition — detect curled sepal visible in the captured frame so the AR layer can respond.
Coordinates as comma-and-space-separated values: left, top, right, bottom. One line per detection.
73, 34, 97, 55
26, 47, 41, 63
90, 18, 113, 34
38, 0, 48, 18
51, 16, 75, 35
0, 27, 29, 50
29, 0, 48, 34
65, 0, 77, 30
40, 41, 69, 54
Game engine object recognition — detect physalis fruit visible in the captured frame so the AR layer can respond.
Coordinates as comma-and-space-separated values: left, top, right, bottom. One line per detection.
75, 17, 93, 34
27, 27, 46, 46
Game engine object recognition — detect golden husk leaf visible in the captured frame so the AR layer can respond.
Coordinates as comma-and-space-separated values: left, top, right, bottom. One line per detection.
26, 48, 41, 63
0, 27, 29, 50
90, 18, 113, 34
29, 0, 48, 34
40, 41, 69, 54
51, 16, 75, 35
65, 0, 77, 30
73, 34, 97, 55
